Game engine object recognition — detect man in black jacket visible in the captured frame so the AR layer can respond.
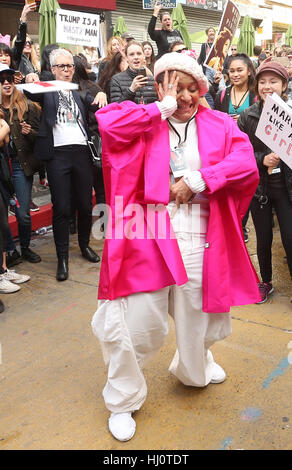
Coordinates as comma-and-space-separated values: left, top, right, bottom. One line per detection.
109, 41, 158, 105
197, 27, 216, 73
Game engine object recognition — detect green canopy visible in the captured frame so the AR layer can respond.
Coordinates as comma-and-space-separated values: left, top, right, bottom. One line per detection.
113, 16, 128, 37
189, 29, 238, 45
171, 3, 191, 50
38, 0, 61, 56
189, 30, 213, 44
285, 24, 292, 47
237, 16, 255, 56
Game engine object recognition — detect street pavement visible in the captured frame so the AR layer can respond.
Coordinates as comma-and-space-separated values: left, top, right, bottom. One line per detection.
0, 204, 292, 451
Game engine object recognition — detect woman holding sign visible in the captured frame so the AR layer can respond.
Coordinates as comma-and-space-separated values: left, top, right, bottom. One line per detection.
238, 61, 292, 303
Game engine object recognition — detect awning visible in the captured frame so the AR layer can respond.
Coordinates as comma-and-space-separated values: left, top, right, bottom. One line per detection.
59, 0, 116, 10
0, 0, 116, 10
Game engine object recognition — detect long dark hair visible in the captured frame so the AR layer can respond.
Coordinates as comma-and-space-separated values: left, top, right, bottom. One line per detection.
214, 27, 232, 59
97, 51, 125, 97
40, 43, 59, 80
0, 43, 16, 69
228, 53, 256, 91
142, 41, 156, 70
72, 55, 100, 96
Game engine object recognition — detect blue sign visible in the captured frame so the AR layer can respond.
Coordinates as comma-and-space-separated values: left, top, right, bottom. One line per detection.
143, 1, 177, 9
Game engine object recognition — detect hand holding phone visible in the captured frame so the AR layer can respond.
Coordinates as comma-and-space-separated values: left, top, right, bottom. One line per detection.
136, 68, 146, 77
26, 0, 37, 10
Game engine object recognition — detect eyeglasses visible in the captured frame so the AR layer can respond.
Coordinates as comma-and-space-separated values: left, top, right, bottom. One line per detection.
176, 48, 188, 53
52, 64, 75, 71
0, 75, 14, 84
25, 41, 33, 46
231, 48, 237, 51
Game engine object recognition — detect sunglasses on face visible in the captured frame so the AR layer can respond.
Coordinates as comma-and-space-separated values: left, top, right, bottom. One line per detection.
25, 41, 33, 46
231, 48, 237, 51
52, 64, 75, 71
0, 75, 14, 84
176, 48, 188, 53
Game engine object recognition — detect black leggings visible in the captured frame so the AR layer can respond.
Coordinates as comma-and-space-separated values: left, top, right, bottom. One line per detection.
0, 191, 9, 274
250, 186, 292, 283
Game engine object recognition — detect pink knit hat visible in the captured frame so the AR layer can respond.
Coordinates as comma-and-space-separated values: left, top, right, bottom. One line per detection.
154, 52, 209, 97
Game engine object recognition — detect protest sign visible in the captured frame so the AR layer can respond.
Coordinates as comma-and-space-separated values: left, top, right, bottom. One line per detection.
56, 9, 101, 47
255, 92, 292, 170
16, 81, 78, 94
143, 0, 177, 9
204, 0, 240, 71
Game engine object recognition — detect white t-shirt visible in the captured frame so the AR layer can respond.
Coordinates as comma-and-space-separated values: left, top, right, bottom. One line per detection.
53, 90, 87, 148
156, 96, 209, 235
167, 114, 210, 235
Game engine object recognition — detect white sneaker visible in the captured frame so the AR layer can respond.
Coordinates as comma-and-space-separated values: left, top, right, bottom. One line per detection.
210, 362, 226, 383
207, 350, 226, 384
3, 269, 30, 284
108, 412, 136, 442
0, 275, 21, 293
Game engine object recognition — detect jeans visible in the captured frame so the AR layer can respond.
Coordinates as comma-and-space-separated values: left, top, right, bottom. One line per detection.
0, 191, 9, 272
6, 159, 33, 251
251, 186, 292, 283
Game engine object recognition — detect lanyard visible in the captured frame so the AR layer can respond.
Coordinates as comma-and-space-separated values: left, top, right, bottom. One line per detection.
167, 114, 196, 149
232, 87, 249, 111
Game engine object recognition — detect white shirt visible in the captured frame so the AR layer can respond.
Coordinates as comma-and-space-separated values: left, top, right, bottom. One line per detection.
53, 90, 87, 148
157, 96, 210, 235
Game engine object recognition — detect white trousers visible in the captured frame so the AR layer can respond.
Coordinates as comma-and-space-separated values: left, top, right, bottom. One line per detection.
91, 233, 232, 413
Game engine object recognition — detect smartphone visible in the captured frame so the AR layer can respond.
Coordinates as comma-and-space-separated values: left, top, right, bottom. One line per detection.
26, 0, 37, 10
137, 68, 146, 77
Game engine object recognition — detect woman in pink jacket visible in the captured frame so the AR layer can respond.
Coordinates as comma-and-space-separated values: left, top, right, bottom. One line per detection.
91, 52, 260, 442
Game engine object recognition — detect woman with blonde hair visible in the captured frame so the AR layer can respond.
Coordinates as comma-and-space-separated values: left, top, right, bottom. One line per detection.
0, 111, 31, 296
12, 34, 40, 82
98, 36, 124, 79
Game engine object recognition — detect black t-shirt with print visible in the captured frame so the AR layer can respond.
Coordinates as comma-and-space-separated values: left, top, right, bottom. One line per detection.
148, 15, 183, 60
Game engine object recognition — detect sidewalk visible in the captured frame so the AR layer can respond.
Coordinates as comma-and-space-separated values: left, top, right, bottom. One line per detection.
1, 209, 292, 450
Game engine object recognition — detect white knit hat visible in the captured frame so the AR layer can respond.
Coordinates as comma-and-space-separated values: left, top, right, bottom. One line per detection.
154, 52, 209, 97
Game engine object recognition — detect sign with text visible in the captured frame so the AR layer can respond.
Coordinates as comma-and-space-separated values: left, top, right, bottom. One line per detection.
204, 0, 240, 71
184, 0, 223, 11
143, 0, 177, 9
56, 9, 101, 47
255, 93, 292, 170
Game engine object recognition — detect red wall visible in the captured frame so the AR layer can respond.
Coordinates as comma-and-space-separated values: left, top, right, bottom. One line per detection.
59, 0, 116, 10
0, 0, 116, 10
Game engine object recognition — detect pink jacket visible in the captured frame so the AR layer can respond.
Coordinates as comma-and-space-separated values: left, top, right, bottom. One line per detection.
96, 101, 261, 312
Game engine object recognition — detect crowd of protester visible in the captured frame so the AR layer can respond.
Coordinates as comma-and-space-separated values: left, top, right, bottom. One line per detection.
0, 0, 291, 314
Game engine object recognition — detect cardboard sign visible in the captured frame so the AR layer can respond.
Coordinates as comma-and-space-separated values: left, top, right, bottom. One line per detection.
16, 80, 78, 94
56, 8, 101, 47
143, 0, 177, 9
255, 92, 292, 170
204, 0, 240, 71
